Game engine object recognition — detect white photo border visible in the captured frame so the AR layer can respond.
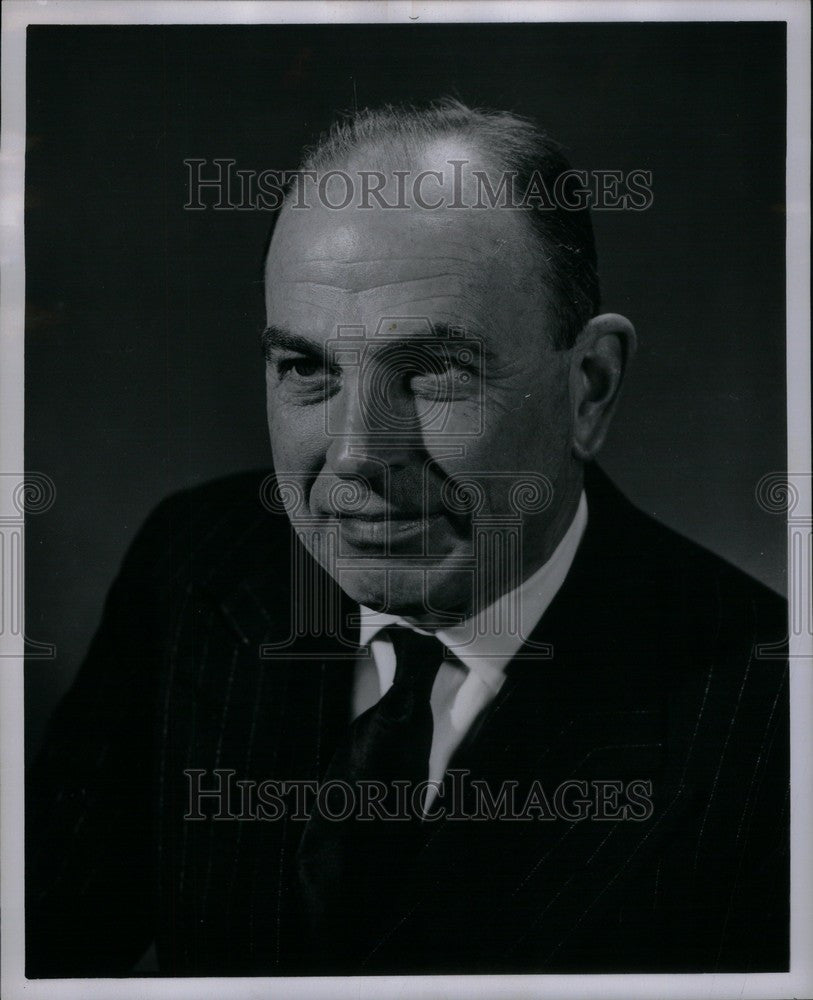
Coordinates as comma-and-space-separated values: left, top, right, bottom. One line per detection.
1, 2, 810, 999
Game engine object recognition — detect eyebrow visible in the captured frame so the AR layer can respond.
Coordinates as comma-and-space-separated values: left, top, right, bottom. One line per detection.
261, 325, 324, 360
261, 321, 494, 367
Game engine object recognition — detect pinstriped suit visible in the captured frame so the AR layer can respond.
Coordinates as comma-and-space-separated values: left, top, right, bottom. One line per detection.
26, 464, 789, 975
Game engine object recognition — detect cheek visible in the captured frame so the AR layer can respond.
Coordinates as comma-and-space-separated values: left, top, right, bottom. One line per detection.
446, 399, 566, 471
503, 368, 573, 457
423, 388, 571, 513
265, 388, 326, 471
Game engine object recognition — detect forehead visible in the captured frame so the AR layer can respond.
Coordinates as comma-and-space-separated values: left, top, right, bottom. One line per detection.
264, 181, 545, 348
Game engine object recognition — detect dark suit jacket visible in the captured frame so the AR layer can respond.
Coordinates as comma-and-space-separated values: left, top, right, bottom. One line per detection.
26, 465, 789, 976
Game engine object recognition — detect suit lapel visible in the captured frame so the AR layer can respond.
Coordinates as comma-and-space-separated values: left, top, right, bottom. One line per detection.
163, 513, 359, 971
214, 522, 361, 778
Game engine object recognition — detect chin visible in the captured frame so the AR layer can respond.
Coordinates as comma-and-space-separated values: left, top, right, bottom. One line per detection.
334, 564, 474, 621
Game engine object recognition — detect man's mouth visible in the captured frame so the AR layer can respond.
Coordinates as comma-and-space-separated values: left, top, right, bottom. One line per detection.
333, 510, 445, 548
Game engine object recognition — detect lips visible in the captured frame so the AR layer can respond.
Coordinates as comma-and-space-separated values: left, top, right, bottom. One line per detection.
334, 511, 445, 549
336, 509, 426, 522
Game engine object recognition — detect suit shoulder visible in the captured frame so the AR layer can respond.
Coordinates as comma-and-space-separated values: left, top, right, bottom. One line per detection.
586, 466, 787, 648
150, 467, 276, 521
643, 508, 786, 637
123, 469, 292, 590
646, 508, 784, 611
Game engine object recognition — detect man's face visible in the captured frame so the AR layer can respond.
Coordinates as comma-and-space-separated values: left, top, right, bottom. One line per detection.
264, 150, 576, 619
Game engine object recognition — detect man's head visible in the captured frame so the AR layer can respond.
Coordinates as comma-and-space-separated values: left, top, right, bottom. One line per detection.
263, 99, 635, 620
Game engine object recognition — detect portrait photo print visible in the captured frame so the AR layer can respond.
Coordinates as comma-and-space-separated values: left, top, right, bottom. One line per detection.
11, 8, 807, 994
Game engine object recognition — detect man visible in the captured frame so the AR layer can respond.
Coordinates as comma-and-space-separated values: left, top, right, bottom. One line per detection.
27, 100, 789, 977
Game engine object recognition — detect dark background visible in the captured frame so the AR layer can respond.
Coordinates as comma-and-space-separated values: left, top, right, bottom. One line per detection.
25, 23, 787, 757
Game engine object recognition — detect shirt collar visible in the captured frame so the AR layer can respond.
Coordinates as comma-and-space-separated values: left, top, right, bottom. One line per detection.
358, 491, 588, 688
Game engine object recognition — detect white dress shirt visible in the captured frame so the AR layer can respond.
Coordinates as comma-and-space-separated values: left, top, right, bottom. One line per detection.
352, 491, 588, 810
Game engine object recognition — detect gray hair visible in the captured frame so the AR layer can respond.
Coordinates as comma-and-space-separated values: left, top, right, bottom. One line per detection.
270, 97, 601, 350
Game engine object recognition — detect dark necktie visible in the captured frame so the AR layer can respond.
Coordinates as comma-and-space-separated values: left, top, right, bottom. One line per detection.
295, 625, 446, 965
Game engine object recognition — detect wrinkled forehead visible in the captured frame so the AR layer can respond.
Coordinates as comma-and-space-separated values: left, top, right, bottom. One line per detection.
264, 177, 543, 346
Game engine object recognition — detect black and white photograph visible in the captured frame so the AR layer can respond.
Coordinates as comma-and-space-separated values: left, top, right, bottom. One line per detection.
1, 2, 810, 998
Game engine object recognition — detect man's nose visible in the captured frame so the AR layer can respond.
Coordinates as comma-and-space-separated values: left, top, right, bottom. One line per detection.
324, 377, 416, 479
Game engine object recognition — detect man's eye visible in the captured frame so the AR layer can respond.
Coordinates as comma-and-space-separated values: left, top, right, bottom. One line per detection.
409, 363, 471, 398
278, 358, 325, 380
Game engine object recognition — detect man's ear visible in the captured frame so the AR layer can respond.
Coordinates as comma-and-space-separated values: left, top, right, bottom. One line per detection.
569, 313, 637, 461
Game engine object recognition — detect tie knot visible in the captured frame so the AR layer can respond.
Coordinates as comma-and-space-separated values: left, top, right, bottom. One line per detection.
385, 625, 446, 696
